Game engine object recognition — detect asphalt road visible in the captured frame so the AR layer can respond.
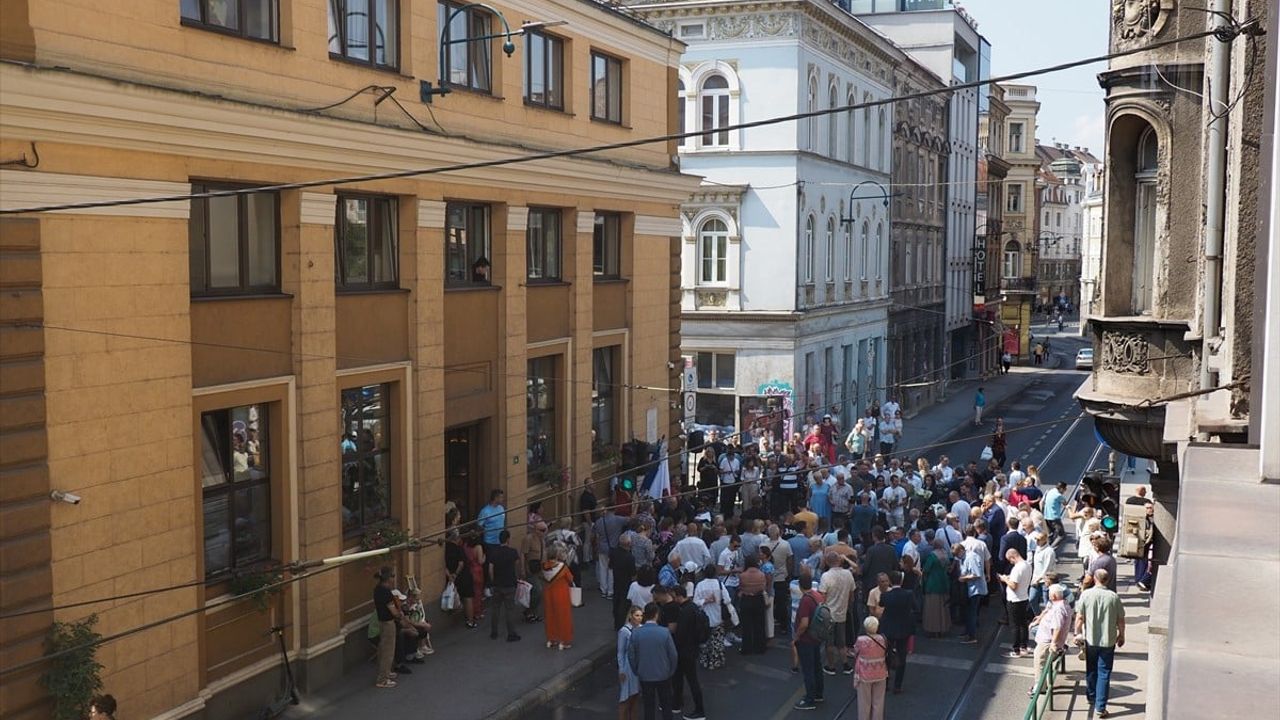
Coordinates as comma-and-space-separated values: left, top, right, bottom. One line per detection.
528, 335, 1106, 720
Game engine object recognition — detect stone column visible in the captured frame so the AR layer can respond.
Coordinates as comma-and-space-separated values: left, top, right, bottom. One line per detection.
412, 200, 446, 597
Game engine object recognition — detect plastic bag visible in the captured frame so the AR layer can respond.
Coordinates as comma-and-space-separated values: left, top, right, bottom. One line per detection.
980, 445, 994, 461
570, 586, 583, 608
441, 581, 460, 612
515, 580, 532, 609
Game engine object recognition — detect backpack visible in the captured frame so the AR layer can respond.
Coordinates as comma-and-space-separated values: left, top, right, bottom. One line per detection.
805, 594, 835, 644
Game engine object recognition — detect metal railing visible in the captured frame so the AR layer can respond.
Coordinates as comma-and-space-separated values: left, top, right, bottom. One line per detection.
1022, 648, 1062, 720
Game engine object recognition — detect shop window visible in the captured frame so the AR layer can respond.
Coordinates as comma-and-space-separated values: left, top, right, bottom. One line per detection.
695, 351, 734, 389
201, 403, 272, 578
527, 356, 558, 473
341, 383, 393, 537
336, 194, 398, 289
445, 202, 491, 286
591, 347, 618, 462
189, 183, 279, 296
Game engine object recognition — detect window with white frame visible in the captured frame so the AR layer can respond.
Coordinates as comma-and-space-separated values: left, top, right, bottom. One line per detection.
877, 108, 886, 171
677, 79, 687, 146
697, 217, 729, 285
827, 85, 839, 158
695, 351, 735, 389
1007, 183, 1024, 213
860, 219, 869, 280
846, 91, 857, 164
843, 222, 853, 281
804, 215, 816, 283
1003, 240, 1021, 278
807, 76, 819, 151
825, 217, 836, 282
862, 94, 872, 165
700, 74, 730, 147
875, 222, 884, 280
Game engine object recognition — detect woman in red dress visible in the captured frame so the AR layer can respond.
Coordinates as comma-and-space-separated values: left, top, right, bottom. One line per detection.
542, 551, 575, 650
463, 532, 486, 619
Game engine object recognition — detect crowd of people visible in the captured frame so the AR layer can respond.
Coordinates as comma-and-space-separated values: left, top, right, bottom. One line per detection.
366, 404, 1142, 720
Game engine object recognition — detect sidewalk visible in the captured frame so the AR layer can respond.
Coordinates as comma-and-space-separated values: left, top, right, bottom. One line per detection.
291, 590, 616, 720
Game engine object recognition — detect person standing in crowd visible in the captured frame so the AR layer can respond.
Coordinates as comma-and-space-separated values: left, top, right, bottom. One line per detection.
1043, 481, 1068, 546
629, 602, 679, 720
694, 564, 727, 669
697, 447, 719, 508
792, 570, 825, 711
955, 544, 987, 644
990, 418, 1008, 469
542, 547, 575, 650
617, 605, 643, 720
1088, 534, 1118, 591
851, 616, 890, 720
1075, 569, 1126, 718
973, 387, 987, 426
88, 695, 117, 720
921, 538, 951, 638
718, 444, 742, 519
675, 523, 713, 570
1028, 531, 1055, 615
845, 418, 867, 460
878, 571, 916, 695
998, 548, 1032, 657
1001, 350, 1013, 375
829, 473, 854, 532
371, 566, 401, 689
522, 518, 547, 624
670, 586, 707, 720
818, 551, 855, 675
738, 556, 770, 655
612, 534, 638, 629
763, 525, 793, 637
487, 530, 522, 643
595, 506, 627, 599
1029, 584, 1072, 698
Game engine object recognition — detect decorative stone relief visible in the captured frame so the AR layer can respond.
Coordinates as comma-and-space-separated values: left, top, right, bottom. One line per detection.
697, 290, 727, 308
1100, 331, 1152, 374
1112, 0, 1174, 46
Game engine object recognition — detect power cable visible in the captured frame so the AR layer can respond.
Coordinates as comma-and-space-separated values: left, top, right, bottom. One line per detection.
0, 25, 1235, 217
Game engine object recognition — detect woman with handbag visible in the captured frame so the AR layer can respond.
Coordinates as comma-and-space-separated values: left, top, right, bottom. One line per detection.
990, 418, 1008, 470
851, 616, 890, 720
541, 547, 575, 650
446, 531, 478, 628
616, 605, 643, 720
694, 565, 727, 669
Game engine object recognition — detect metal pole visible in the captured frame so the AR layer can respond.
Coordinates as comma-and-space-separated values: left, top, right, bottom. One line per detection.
1199, 0, 1232, 389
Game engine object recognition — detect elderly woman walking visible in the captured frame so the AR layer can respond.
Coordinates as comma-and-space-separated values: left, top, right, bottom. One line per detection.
542, 548, 575, 650
920, 537, 952, 638
852, 615, 890, 720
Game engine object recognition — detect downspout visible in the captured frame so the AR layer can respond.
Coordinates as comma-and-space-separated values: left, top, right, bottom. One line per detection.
1199, 0, 1232, 390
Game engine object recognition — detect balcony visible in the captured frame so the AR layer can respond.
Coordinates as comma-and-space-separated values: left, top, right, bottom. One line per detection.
1000, 276, 1038, 293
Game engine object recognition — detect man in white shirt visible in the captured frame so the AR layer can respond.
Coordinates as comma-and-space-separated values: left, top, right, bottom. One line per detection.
718, 448, 742, 516
998, 548, 1033, 657
933, 456, 955, 484
818, 551, 856, 674
1007, 461, 1026, 486
881, 396, 900, 421
882, 475, 908, 528
901, 528, 921, 566
950, 491, 972, 533
674, 523, 712, 570
1028, 531, 1055, 615
762, 525, 793, 635
937, 513, 964, 551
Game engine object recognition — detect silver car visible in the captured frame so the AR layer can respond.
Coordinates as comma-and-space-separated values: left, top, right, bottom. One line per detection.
1075, 348, 1094, 370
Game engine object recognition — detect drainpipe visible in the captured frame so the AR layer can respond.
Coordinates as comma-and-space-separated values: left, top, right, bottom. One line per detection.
1199, 0, 1231, 390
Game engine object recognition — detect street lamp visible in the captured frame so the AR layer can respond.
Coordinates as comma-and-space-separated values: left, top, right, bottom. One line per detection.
420, 6, 564, 103
838, 180, 891, 227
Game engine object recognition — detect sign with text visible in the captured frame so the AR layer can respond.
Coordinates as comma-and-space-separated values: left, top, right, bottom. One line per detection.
972, 234, 987, 310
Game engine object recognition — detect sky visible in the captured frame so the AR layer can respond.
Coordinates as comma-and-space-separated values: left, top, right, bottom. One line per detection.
959, 0, 1109, 155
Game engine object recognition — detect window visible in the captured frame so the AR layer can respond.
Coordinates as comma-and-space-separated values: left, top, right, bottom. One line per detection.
827, 86, 839, 158
445, 202, 491, 286
527, 356, 558, 473
524, 31, 564, 109
846, 93, 857, 164
825, 217, 836, 282
336, 194, 398, 289
328, 0, 398, 68
591, 52, 623, 123
341, 384, 392, 536
201, 403, 271, 578
843, 223, 853, 281
862, 94, 872, 165
1133, 125, 1158, 314
698, 217, 729, 284
181, 0, 278, 41
877, 109, 886, 170
860, 220, 869, 280
699, 75, 730, 146
591, 347, 618, 462
875, 222, 884, 280
803, 215, 816, 283
593, 212, 621, 278
695, 351, 734, 389
525, 208, 562, 281
677, 79, 687, 145
189, 183, 279, 296
1007, 183, 1024, 213
806, 77, 818, 151
1003, 240, 1021, 278
439, 1, 491, 92
1009, 122, 1024, 153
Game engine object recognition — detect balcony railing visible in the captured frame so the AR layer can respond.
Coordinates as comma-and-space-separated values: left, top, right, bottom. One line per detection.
1001, 276, 1038, 292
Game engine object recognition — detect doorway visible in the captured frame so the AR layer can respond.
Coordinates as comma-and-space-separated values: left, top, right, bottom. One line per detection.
445, 423, 485, 525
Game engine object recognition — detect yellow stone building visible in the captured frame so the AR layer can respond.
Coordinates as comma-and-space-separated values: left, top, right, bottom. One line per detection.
0, 1, 697, 717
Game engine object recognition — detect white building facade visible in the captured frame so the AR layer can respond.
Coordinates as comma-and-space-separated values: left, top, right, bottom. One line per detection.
853, 1, 989, 380
632, 0, 897, 440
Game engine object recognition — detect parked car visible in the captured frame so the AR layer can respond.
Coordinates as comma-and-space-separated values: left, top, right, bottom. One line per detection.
1075, 348, 1094, 370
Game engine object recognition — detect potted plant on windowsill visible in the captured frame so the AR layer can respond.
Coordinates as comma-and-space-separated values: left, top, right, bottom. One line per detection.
592, 442, 620, 469
229, 569, 285, 613
529, 462, 568, 489
360, 520, 410, 552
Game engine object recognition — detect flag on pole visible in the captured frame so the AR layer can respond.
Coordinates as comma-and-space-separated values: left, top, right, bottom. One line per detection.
643, 438, 670, 500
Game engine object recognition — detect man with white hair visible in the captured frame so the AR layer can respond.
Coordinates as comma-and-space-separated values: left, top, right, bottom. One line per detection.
1029, 583, 1073, 698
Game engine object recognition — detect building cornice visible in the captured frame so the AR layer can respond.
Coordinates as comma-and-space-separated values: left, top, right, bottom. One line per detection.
0, 63, 703, 206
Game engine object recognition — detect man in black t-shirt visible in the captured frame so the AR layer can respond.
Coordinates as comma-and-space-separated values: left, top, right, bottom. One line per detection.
487, 530, 522, 642
372, 566, 402, 688
670, 585, 707, 719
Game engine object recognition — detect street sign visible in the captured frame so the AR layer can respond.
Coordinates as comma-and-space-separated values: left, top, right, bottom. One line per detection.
683, 367, 697, 391
683, 391, 696, 418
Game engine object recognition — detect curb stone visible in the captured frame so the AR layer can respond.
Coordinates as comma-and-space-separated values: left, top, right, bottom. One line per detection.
484, 640, 615, 720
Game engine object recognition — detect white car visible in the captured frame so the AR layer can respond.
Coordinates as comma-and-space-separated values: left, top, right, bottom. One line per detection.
1075, 348, 1094, 370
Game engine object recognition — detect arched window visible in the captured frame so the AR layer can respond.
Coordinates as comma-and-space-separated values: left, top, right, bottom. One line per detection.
1133, 125, 1158, 314
862, 93, 872, 165
875, 222, 884, 280
700, 74, 730, 147
843, 222, 853, 281
804, 215, 816, 282
1003, 240, 1021, 279
860, 220, 869, 280
825, 217, 836, 281
828, 85, 839, 158
698, 217, 729, 284
677, 79, 687, 147
846, 91, 857, 164
877, 108, 886, 171
806, 77, 821, 152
